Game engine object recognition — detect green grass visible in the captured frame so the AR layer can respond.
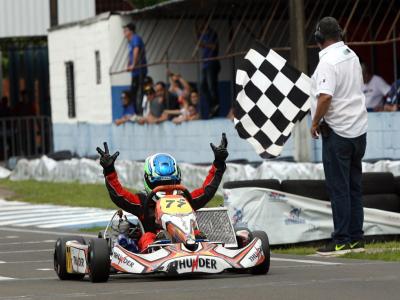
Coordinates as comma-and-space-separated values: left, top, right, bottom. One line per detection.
273, 241, 400, 262
0, 179, 223, 209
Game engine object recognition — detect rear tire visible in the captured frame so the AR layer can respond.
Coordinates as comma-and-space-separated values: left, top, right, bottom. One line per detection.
88, 238, 110, 283
54, 236, 86, 280
250, 231, 270, 275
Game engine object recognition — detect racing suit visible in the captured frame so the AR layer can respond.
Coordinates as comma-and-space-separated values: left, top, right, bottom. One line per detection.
103, 163, 226, 251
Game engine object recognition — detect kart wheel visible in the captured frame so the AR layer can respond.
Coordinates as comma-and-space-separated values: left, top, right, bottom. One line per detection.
234, 227, 253, 248
250, 231, 270, 275
88, 238, 110, 283
54, 236, 86, 280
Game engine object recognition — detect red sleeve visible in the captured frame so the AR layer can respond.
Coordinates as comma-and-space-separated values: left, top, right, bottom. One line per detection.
189, 163, 225, 210
105, 171, 143, 217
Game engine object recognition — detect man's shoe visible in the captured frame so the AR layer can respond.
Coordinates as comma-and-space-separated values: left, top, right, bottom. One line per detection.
316, 241, 351, 256
350, 240, 365, 253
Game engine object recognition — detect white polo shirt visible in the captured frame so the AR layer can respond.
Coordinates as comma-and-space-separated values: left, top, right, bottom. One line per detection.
363, 75, 390, 109
310, 41, 368, 138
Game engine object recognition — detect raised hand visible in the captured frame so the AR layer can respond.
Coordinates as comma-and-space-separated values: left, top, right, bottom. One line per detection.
210, 133, 229, 167
96, 142, 119, 174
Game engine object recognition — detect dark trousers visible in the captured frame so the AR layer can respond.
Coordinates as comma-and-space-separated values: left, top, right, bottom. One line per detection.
201, 61, 220, 111
131, 73, 144, 116
322, 131, 367, 244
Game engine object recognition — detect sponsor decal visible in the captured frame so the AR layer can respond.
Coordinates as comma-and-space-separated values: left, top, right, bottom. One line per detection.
268, 191, 286, 202
73, 255, 84, 267
248, 246, 263, 263
113, 251, 135, 268
284, 207, 306, 225
168, 256, 217, 272
232, 208, 247, 227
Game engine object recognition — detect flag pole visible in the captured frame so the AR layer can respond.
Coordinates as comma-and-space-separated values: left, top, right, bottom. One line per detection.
289, 0, 312, 162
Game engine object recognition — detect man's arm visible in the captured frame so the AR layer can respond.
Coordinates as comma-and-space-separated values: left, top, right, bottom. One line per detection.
311, 93, 332, 139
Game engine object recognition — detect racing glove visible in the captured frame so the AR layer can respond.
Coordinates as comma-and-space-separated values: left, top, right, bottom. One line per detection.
210, 133, 229, 169
96, 142, 120, 175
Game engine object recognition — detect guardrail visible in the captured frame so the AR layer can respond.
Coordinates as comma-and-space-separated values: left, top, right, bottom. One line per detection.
0, 116, 53, 162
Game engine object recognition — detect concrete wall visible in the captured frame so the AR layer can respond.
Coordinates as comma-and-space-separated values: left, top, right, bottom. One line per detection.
53, 113, 400, 163
53, 119, 294, 163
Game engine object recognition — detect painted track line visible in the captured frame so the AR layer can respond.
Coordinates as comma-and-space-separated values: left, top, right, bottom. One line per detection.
0, 240, 55, 246
271, 257, 342, 265
0, 227, 96, 237
0, 249, 53, 254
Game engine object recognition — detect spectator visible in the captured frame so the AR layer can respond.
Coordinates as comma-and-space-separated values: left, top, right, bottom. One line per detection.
361, 62, 390, 111
189, 90, 200, 109
196, 21, 220, 117
137, 87, 166, 125
155, 81, 179, 110
383, 79, 400, 112
167, 70, 191, 100
115, 91, 135, 126
124, 22, 147, 116
140, 76, 154, 116
0, 96, 11, 118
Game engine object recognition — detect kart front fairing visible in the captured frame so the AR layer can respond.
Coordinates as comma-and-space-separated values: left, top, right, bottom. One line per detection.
109, 237, 265, 275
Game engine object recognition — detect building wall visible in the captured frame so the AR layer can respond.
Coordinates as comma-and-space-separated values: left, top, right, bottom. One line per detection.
0, 0, 95, 38
48, 15, 115, 124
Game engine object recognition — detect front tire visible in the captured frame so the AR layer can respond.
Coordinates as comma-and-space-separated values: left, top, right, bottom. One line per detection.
54, 236, 86, 280
88, 238, 110, 283
250, 231, 270, 275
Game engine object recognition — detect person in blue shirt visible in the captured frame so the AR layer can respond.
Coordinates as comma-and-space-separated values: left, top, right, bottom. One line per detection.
196, 22, 221, 118
115, 90, 135, 126
124, 23, 148, 116
384, 79, 400, 111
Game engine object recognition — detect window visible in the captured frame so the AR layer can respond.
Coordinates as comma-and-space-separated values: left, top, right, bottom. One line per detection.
95, 50, 101, 84
65, 61, 76, 118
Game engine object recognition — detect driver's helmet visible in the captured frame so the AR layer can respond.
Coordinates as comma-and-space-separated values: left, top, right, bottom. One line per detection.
143, 153, 181, 193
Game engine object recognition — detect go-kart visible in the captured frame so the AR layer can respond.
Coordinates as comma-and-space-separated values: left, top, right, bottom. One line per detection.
53, 185, 270, 282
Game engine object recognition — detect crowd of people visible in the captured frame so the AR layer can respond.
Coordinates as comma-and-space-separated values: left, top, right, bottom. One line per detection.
115, 22, 221, 126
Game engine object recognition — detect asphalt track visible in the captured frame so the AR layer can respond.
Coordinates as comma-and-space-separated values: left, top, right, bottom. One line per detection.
0, 227, 400, 300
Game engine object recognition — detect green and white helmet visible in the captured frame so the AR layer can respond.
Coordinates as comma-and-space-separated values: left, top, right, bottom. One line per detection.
143, 153, 181, 193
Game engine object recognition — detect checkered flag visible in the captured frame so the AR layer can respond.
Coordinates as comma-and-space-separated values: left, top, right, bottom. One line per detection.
234, 41, 312, 158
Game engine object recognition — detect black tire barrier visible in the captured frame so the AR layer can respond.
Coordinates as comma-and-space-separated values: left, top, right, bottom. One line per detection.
362, 173, 396, 195
54, 236, 86, 280
395, 177, 400, 196
223, 179, 281, 191
363, 194, 400, 213
281, 180, 329, 201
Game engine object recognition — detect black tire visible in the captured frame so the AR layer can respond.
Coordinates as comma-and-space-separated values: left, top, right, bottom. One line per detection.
54, 236, 86, 280
250, 231, 270, 275
223, 180, 281, 190
394, 176, 400, 196
88, 238, 110, 283
234, 227, 253, 248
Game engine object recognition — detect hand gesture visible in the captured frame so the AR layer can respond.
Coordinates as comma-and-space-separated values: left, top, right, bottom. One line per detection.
96, 142, 119, 172
210, 133, 229, 166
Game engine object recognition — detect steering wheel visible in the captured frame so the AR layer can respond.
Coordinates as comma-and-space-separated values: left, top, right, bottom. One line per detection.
143, 185, 193, 229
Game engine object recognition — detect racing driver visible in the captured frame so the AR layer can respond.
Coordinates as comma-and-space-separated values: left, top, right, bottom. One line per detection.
96, 133, 228, 252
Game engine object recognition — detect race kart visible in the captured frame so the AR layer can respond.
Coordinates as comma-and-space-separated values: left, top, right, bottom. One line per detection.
53, 185, 270, 282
